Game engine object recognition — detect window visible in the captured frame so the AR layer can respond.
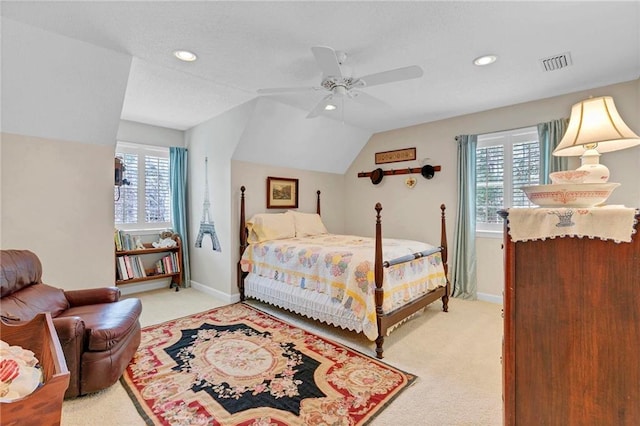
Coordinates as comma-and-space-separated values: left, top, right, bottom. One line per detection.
115, 142, 171, 229
476, 127, 539, 233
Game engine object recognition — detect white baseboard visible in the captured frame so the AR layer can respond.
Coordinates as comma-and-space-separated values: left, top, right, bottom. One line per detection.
123, 279, 502, 306
477, 292, 503, 304
190, 280, 241, 304
118, 279, 169, 296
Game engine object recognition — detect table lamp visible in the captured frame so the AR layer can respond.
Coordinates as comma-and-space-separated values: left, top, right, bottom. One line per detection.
552, 96, 640, 183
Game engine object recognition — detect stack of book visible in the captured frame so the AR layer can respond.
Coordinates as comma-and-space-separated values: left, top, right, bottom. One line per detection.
114, 230, 136, 251
155, 253, 180, 275
116, 255, 146, 281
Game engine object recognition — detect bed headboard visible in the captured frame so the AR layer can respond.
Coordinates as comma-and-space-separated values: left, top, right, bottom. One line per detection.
238, 186, 322, 257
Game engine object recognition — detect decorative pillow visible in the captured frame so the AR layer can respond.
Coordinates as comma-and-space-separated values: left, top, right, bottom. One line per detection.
287, 211, 328, 237
246, 213, 295, 243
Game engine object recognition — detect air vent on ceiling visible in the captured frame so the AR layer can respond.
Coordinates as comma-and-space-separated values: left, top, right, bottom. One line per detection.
540, 52, 573, 72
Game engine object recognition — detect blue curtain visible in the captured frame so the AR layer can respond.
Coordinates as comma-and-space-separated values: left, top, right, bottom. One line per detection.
451, 134, 478, 300
538, 118, 569, 184
170, 147, 190, 288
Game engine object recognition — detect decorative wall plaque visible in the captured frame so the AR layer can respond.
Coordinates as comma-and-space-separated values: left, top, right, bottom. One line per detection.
375, 147, 416, 164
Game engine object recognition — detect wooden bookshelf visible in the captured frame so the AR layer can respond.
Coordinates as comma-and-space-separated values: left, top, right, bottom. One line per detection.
115, 235, 182, 291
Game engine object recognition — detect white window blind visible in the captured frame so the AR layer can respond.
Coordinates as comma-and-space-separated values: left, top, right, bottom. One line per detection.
476, 127, 539, 233
144, 155, 171, 223
476, 145, 504, 225
115, 143, 171, 229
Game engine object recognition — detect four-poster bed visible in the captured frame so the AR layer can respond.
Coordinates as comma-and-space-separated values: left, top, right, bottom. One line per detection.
237, 186, 450, 358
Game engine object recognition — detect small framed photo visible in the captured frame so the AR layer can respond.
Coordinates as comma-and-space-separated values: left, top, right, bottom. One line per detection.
266, 176, 299, 209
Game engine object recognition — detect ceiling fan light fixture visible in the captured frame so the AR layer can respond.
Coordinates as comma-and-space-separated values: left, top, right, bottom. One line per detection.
173, 50, 197, 62
259, 46, 424, 120
473, 54, 497, 66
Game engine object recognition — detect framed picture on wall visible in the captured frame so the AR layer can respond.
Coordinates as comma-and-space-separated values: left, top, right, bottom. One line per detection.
266, 176, 299, 209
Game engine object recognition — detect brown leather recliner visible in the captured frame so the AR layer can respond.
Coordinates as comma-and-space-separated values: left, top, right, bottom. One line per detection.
0, 249, 142, 398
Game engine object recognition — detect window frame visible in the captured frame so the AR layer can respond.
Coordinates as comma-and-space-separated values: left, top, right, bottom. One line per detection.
115, 142, 172, 231
475, 126, 539, 238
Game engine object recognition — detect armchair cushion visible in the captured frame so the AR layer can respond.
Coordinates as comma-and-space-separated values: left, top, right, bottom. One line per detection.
0, 250, 42, 297
1, 283, 70, 321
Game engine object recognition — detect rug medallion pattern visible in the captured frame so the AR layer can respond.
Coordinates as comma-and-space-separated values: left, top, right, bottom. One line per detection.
122, 303, 415, 425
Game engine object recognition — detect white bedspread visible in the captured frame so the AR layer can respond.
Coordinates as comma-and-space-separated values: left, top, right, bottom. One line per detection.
240, 234, 447, 340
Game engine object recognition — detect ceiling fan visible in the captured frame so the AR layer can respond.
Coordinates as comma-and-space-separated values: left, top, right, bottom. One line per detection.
257, 46, 424, 118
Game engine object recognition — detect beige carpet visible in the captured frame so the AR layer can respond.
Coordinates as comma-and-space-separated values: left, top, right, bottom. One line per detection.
61, 288, 502, 425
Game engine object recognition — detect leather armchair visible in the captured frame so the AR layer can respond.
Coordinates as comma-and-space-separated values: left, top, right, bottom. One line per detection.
1, 250, 142, 398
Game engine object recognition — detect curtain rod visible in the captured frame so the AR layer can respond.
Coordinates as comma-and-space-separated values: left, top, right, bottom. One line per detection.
454, 117, 568, 141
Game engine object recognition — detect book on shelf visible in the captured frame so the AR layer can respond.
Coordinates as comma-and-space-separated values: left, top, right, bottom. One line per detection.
124, 256, 133, 279
117, 257, 128, 280
114, 230, 122, 251
136, 256, 147, 278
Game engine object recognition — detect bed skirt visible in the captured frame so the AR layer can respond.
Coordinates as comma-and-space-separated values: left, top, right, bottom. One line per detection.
244, 273, 433, 341
245, 273, 363, 332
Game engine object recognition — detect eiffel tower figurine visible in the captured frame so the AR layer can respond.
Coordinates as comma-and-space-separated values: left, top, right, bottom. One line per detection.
195, 157, 221, 251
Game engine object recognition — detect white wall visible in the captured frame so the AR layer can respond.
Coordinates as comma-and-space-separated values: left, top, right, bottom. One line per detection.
345, 78, 640, 301
231, 159, 346, 232
0, 19, 132, 291
117, 120, 185, 148
1, 133, 116, 290
1, 18, 131, 146
185, 97, 351, 301
233, 98, 372, 174
184, 101, 256, 300
229, 161, 346, 300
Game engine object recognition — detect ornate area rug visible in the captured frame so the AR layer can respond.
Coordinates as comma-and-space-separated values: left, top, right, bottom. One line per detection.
121, 303, 415, 425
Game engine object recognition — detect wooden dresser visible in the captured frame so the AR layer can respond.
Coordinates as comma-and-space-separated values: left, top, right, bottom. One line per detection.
501, 209, 640, 425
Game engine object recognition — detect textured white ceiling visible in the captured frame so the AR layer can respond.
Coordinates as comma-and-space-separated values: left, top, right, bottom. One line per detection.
2, 1, 639, 132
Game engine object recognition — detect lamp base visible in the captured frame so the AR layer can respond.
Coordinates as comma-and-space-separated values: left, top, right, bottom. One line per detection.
577, 149, 610, 183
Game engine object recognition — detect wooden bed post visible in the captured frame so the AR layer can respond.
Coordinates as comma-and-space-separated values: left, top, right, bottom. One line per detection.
440, 204, 449, 312
237, 186, 247, 301
316, 190, 321, 215
374, 203, 385, 359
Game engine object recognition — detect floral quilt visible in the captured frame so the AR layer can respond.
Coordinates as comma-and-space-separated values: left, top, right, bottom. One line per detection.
240, 234, 447, 340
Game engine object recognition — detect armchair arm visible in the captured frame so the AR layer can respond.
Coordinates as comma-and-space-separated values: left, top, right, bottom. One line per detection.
52, 316, 85, 346
64, 287, 121, 307
52, 316, 85, 398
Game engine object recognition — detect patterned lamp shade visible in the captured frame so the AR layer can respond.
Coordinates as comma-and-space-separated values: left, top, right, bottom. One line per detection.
553, 96, 640, 156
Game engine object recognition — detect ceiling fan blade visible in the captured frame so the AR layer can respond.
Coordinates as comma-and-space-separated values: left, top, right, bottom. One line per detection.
348, 90, 389, 108
306, 94, 335, 119
311, 46, 343, 79
357, 65, 423, 87
257, 86, 317, 94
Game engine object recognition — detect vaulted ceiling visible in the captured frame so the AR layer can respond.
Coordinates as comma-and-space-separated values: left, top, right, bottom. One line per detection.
3, 1, 639, 134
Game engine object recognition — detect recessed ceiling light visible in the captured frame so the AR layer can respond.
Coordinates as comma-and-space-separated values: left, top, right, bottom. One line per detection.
173, 50, 197, 62
324, 104, 337, 111
473, 55, 497, 66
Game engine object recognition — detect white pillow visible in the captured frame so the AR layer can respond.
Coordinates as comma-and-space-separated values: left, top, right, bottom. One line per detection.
246, 213, 295, 243
287, 211, 328, 237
